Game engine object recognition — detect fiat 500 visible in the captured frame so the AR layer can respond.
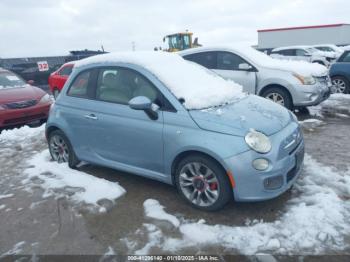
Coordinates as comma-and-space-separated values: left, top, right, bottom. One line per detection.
46, 52, 304, 211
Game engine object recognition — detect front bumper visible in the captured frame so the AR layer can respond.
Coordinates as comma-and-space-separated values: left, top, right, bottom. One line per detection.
0, 103, 51, 128
293, 81, 331, 107
224, 121, 304, 202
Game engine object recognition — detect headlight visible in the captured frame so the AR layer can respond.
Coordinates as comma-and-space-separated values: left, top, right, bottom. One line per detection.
293, 73, 316, 85
245, 130, 272, 153
38, 94, 52, 104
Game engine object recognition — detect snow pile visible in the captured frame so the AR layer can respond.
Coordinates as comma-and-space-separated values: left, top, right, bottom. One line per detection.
0, 125, 45, 142
298, 119, 324, 130
75, 51, 245, 109
144, 199, 180, 227
136, 155, 350, 255
319, 94, 350, 115
23, 149, 125, 210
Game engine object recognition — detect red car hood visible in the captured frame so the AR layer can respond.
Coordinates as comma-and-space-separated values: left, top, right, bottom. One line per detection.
0, 85, 45, 104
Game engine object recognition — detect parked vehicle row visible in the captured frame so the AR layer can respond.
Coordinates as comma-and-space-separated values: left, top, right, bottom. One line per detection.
179, 46, 331, 109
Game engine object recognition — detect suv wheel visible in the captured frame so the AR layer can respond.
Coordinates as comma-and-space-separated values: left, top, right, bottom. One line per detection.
262, 87, 293, 110
175, 155, 232, 211
332, 76, 349, 94
48, 130, 80, 168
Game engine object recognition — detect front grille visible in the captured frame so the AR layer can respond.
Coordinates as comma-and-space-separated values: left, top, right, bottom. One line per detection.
5, 99, 38, 109
3, 113, 46, 125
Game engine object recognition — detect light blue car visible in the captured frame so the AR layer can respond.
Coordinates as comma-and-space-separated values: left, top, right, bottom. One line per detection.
46, 52, 304, 211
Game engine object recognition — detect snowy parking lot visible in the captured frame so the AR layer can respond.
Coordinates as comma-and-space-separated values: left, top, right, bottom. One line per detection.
0, 94, 350, 258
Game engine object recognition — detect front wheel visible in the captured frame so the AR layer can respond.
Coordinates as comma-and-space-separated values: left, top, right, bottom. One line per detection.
262, 87, 293, 110
175, 155, 232, 211
48, 130, 80, 168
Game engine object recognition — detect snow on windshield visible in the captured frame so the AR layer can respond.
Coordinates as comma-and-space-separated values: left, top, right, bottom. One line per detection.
233, 46, 328, 77
75, 52, 245, 110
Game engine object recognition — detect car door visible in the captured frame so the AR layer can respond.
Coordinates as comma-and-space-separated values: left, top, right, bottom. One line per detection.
213, 51, 257, 94
295, 49, 311, 62
83, 66, 165, 175
183, 51, 256, 94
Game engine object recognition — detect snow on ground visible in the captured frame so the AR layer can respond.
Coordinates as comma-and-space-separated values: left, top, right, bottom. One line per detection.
134, 154, 350, 255
23, 149, 126, 212
76, 51, 245, 110
308, 94, 350, 118
144, 199, 180, 227
298, 119, 324, 130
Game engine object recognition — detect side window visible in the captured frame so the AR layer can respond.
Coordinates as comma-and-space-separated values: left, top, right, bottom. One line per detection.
183, 52, 217, 69
296, 49, 307, 56
217, 52, 247, 70
59, 66, 73, 76
96, 68, 159, 105
67, 70, 90, 97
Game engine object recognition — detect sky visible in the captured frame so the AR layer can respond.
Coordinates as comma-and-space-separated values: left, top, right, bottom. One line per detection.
0, 0, 349, 58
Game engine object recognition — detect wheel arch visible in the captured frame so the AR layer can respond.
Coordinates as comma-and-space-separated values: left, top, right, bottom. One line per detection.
170, 150, 235, 189
259, 84, 293, 104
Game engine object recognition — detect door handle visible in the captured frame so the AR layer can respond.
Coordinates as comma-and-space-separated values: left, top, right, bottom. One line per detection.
84, 114, 98, 120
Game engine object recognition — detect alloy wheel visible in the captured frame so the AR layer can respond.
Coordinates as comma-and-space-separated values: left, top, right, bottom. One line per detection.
179, 162, 220, 207
332, 79, 346, 93
266, 92, 285, 105
49, 135, 69, 163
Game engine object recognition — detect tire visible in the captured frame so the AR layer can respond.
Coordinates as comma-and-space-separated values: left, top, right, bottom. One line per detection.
48, 130, 80, 168
331, 76, 349, 94
261, 87, 293, 110
175, 154, 232, 211
53, 88, 60, 99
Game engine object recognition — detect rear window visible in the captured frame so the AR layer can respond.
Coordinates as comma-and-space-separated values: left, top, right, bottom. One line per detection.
59, 65, 73, 76
0, 71, 25, 90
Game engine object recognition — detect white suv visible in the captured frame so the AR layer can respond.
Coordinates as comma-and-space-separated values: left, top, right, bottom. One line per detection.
179, 46, 331, 110
270, 46, 337, 67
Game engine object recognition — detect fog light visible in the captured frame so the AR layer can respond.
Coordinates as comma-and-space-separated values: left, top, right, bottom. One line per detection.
264, 175, 283, 190
252, 158, 269, 171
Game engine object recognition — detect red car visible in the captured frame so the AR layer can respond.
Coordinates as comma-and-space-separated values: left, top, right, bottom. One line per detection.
0, 68, 52, 130
48, 61, 75, 98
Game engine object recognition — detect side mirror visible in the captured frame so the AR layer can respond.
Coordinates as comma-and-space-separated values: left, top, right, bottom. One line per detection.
129, 96, 159, 120
27, 80, 35, 85
238, 63, 253, 71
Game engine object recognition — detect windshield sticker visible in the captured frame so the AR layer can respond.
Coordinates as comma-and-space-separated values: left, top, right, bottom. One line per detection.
6, 75, 20, 81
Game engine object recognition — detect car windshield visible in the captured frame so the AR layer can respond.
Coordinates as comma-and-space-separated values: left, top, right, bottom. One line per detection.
316, 46, 333, 52
0, 71, 26, 90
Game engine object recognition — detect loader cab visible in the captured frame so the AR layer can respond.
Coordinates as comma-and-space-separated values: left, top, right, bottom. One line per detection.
163, 33, 193, 52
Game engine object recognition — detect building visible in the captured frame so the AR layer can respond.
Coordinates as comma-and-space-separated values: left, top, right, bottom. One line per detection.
257, 23, 350, 51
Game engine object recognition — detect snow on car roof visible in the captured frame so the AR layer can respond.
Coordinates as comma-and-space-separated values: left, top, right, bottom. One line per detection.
75, 51, 245, 109
180, 45, 328, 77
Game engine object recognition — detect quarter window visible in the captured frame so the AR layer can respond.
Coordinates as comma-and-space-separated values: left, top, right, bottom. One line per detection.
67, 70, 90, 97
96, 68, 158, 105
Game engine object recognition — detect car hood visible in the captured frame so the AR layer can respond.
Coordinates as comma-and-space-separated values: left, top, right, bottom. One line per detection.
0, 85, 45, 104
189, 95, 291, 137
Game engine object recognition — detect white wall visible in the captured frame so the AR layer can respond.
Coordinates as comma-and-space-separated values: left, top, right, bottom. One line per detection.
258, 25, 350, 49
